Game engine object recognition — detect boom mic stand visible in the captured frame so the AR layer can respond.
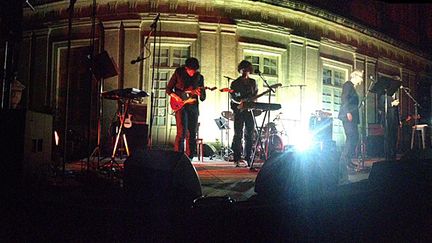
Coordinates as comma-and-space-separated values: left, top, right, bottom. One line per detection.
130, 13, 160, 148
255, 70, 275, 161
400, 84, 421, 148
357, 76, 375, 172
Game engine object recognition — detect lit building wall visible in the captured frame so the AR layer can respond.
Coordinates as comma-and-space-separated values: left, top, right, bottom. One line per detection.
19, 0, 432, 153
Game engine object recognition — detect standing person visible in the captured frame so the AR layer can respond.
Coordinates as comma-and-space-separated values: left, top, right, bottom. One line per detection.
230, 60, 258, 168
166, 57, 206, 159
378, 94, 400, 160
337, 69, 363, 185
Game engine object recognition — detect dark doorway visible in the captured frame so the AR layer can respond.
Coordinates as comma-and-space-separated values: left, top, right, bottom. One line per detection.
56, 46, 97, 162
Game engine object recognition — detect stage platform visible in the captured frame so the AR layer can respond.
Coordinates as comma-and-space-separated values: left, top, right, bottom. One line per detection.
63, 154, 382, 202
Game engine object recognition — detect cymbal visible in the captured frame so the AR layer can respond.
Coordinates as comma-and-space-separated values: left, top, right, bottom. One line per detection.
221, 111, 234, 120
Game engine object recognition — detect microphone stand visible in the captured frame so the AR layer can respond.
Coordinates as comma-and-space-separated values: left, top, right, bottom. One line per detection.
401, 86, 421, 149
129, 13, 160, 148
256, 71, 275, 160
130, 28, 154, 65
148, 14, 160, 149
224, 76, 233, 159
357, 77, 375, 171
87, 0, 98, 171
62, 0, 77, 176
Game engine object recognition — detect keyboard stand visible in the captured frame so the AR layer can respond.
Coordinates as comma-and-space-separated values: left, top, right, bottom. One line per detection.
250, 108, 270, 170
100, 98, 131, 175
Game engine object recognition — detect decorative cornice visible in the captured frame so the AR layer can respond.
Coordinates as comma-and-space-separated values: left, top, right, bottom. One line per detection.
321, 37, 357, 53
236, 19, 292, 36
256, 0, 430, 60
22, 0, 432, 66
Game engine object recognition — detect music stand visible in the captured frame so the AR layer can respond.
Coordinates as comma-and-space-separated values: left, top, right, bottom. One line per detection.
370, 76, 401, 160
214, 117, 230, 159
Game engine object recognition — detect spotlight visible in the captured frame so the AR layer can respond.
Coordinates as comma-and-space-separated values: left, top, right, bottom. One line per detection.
291, 129, 313, 152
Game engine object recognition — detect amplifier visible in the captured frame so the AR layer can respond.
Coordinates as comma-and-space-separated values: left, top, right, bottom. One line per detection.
309, 116, 333, 141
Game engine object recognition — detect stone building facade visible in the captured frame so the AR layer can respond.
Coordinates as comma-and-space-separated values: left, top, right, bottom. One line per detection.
13, 0, 432, 157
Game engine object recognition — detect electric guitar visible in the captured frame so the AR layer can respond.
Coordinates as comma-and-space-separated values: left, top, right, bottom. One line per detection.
170, 86, 217, 112
220, 83, 282, 109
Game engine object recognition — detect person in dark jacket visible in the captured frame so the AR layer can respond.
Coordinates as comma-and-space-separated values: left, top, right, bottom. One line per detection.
230, 60, 258, 168
378, 94, 400, 160
337, 69, 363, 185
166, 57, 206, 158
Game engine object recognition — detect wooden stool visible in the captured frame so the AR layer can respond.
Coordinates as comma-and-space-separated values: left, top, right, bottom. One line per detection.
411, 124, 429, 149
196, 138, 204, 162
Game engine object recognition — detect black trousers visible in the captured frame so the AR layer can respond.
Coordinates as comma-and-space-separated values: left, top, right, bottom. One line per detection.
232, 110, 254, 165
340, 121, 359, 166
174, 107, 198, 157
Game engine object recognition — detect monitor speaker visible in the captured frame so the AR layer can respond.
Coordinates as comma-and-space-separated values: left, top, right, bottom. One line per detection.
123, 150, 202, 206
203, 144, 217, 157
369, 159, 432, 191
255, 147, 338, 202
93, 51, 118, 80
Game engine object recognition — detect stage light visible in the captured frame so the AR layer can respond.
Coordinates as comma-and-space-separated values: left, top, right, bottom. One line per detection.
54, 131, 59, 146
291, 129, 313, 151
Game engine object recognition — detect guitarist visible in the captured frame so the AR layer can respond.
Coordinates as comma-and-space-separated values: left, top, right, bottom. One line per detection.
230, 60, 258, 168
166, 57, 206, 159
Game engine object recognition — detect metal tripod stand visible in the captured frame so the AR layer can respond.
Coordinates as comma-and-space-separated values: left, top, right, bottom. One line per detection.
100, 98, 131, 175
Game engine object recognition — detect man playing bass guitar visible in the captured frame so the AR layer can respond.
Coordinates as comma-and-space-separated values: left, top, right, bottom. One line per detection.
230, 60, 258, 168
166, 57, 206, 159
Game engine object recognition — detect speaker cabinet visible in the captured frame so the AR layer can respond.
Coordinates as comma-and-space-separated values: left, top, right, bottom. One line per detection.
124, 124, 148, 156
366, 135, 384, 157
93, 51, 118, 80
0, 110, 26, 191
23, 111, 53, 182
203, 144, 217, 157
123, 150, 202, 206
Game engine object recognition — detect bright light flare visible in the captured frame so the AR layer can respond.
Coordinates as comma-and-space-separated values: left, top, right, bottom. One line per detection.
291, 129, 313, 151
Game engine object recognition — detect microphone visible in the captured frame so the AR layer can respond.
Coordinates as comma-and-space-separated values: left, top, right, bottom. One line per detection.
26, 0, 36, 11
400, 85, 410, 91
131, 56, 144, 64
150, 13, 160, 28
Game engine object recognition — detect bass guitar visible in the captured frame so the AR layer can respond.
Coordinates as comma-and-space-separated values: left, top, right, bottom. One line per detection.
170, 86, 217, 112
220, 83, 282, 110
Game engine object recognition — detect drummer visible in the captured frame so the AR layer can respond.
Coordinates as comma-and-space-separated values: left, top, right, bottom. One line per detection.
230, 60, 258, 168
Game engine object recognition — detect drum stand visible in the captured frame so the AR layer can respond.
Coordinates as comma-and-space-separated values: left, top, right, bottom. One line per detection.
100, 98, 131, 174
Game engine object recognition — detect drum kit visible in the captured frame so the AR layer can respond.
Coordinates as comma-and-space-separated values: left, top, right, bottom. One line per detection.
217, 109, 288, 162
